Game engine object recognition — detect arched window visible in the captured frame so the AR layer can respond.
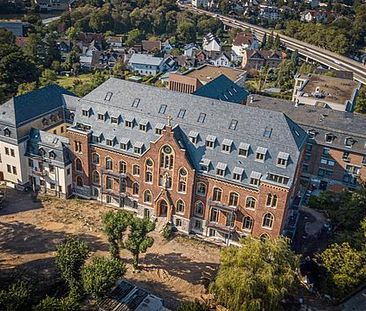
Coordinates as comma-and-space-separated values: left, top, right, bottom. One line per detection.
76, 176, 83, 187
266, 194, 278, 208
145, 159, 153, 183
176, 199, 185, 214
195, 201, 204, 216
245, 197, 256, 209
262, 213, 274, 229
260, 233, 270, 241
132, 182, 139, 195
105, 157, 113, 170
92, 153, 100, 165
212, 187, 222, 201
160, 145, 174, 169
144, 190, 152, 204
228, 192, 239, 207
133, 164, 140, 176
92, 170, 100, 184
119, 161, 127, 174
178, 168, 187, 193
242, 216, 253, 231
75, 158, 82, 171
196, 182, 207, 196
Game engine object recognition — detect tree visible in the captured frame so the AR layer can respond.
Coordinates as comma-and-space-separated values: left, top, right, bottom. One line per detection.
177, 21, 196, 43
320, 242, 366, 296
17, 82, 37, 95
124, 217, 155, 270
0, 281, 31, 311
0, 28, 15, 45
81, 256, 126, 299
266, 31, 274, 49
210, 237, 298, 311
34, 295, 80, 311
261, 33, 267, 49
103, 210, 132, 259
55, 237, 90, 295
112, 59, 127, 78
126, 29, 145, 46
273, 34, 281, 50
275, 60, 295, 91
66, 26, 77, 41
177, 300, 210, 311
40, 69, 57, 86
355, 86, 366, 114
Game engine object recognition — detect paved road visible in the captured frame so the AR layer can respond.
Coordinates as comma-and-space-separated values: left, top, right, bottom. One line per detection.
179, 3, 366, 85
42, 15, 61, 25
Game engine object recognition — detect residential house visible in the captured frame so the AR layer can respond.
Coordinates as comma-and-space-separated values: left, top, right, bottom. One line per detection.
106, 36, 123, 49
259, 5, 280, 20
35, 0, 71, 12
91, 51, 125, 70
202, 33, 221, 52
128, 53, 177, 76
242, 50, 283, 71
142, 40, 162, 54
292, 74, 360, 112
248, 94, 366, 191
231, 31, 259, 62
192, 0, 208, 8
0, 20, 31, 37
184, 43, 199, 57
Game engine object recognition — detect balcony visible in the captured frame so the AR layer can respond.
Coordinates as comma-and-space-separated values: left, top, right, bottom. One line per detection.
207, 221, 236, 233
101, 188, 125, 197
208, 199, 238, 213
101, 169, 127, 179
32, 169, 47, 177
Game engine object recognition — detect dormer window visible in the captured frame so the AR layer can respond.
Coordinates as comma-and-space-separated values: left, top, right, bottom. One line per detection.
125, 119, 133, 128
250, 171, 261, 186
216, 162, 227, 177
308, 129, 316, 139
238, 143, 250, 157
3, 128, 10, 137
82, 109, 90, 117
255, 147, 267, 162
342, 152, 350, 161
221, 139, 233, 153
104, 92, 113, 101
325, 133, 334, 143
134, 142, 144, 154
106, 139, 113, 146
98, 113, 105, 121
277, 152, 289, 168
155, 123, 164, 135
206, 135, 216, 149
200, 158, 210, 172
233, 167, 244, 181
111, 117, 119, 124
139, 120, 148, 132
345, 137, 354, 148
120, 138, 129, 151
49, 151, 56, 159
39, 148, 45, 156
189, 131, 199, 144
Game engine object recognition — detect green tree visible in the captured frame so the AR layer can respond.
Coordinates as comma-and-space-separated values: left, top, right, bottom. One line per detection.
275, 60, 295, 91
126, 29, 145, 46
266, 31, 274, 49
177, 21, 196, 43
273, 34, 281, 50
210, 237, 298, 311
66, 26, 77, 41
34, 295, 80, 311
81, 256, 126, 299
40, 69, 57, 86
355, 86, 366, 114
124, 217, 155, 270
320, 242, 366, 296
0, 281, 31, 311
55, 237, 90, 296
0, 28, 15, 45
103, 210, 132, 259
17, 82, 37, 95
112, 59, 127, 78
177, 300, 210, 311
261, 33, 267, 49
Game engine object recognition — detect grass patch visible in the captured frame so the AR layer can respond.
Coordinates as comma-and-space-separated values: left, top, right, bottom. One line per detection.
56, 74, 93, 89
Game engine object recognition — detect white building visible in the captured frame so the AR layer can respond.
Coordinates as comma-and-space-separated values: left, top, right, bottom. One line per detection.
0, 84, 77, 195
231, 32, 259, 62
202, 33, 221, 52
192, 0, 208, 8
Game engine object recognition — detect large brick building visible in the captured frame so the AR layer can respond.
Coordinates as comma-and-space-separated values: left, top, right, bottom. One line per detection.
67, 78, 307, 243
248, 95, 366, 191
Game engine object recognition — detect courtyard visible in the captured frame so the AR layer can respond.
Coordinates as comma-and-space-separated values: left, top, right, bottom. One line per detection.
0, 188, 220, 310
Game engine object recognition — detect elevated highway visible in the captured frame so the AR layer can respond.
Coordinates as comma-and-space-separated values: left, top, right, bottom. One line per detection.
179, 3, 366, 85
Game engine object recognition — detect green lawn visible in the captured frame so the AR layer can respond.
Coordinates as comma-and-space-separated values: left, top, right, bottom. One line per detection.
56, 74, 93, 89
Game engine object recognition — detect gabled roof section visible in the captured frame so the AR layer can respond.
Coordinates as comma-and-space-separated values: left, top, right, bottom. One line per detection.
0, 84, 76, 126
193, 74, 249, 104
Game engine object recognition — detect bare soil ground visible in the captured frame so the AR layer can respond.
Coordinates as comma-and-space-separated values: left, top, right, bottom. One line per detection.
0, 188, 220, 310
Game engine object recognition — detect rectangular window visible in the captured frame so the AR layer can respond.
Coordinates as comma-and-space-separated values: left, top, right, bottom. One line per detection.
120, 143, 127, 150
177, 109, 186, 119
134, 147, 141, 154
233, 173, 241, 181
28, 159, 34, 168
104, 92, 113, 101
82, 110, 89, 117
132, 98, 140, 107
239, 148, 248, 157
98, 114, 105, 121
10, 149, 15, 157
125, 120, 133, 128
106, 139, 113, 146
12, 166, 16, 175
7, 164, 11, 173
216, 169, 225, 176
210, 208, 219, 222
155, 128, 162, 135
256, 152, 265, 161
5, 147, 9, 155
342, 152, 350, 161
111, 117, 118, 124
158, 104, 167, 114
139, 124, 146, 132
197, 113, 206, 123
250, 178, 259, 186
106, 177, 113, 189
206, 140, 214, 149
267, 173, 289, 185
74, 141, 82, 153
277, 158, 287, 167
322, 147, 330, 157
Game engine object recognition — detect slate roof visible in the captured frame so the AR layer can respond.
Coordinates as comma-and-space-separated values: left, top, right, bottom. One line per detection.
0, 84, 75, 127
70, 78, 307, 189
26, 128, 71, 166
247, 95, 366, 154
193, 74, 249, 104
128, 53, 164, 66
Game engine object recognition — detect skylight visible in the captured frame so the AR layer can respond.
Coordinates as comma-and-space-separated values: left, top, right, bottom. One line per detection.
197, 113, 206, 123
104, 92, 113, 101
132, 98, 140, 108
229, 119, 238, 130
263, 127, 272, 138
177, 109, 186, 119
159, 104, 167, 114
